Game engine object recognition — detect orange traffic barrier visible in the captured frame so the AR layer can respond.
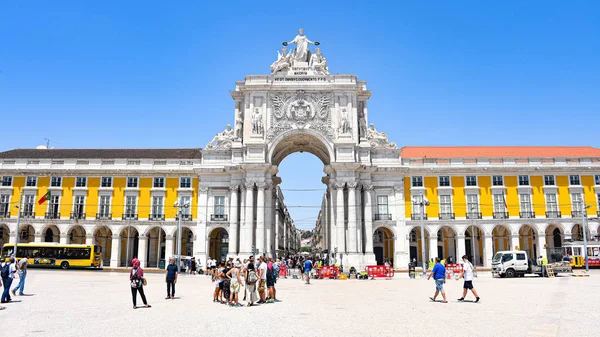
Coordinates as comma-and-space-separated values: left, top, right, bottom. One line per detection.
366, 265, 394, 279
317, 266, 339, 279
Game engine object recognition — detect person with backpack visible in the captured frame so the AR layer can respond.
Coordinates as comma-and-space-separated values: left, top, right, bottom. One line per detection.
244, 262, 258, 306
266, 257, 276, 303
1, 257, 17, 303
129, 258, 151, 309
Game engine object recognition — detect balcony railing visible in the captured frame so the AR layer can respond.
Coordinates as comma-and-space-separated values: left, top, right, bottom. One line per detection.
439, 212, 455, 220
0, 211, 10, 218
545, 211, 561, 218
411, 213, 428, 220
466, 212, 482, 219
20, 211, 35, 218
96, 213, 112, 220
45, 212, 60, 219
519, 211, 535, 219
374, 213, 392, 221
70, 212, 86, 220
122, 213, 138, 220
176, 214, 193, 221
493, 212, 509, 219
149, 214, 165, 221
571, 210, 584, 218
211, 214, 228, 221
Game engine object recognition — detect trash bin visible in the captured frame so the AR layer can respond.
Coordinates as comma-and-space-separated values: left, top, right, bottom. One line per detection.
409, 263, 416, 279
159, 260, 165, 269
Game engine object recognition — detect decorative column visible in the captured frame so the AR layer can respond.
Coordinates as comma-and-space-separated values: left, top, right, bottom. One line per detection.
137, 234, 147, 267
196, 186, 209, 260
484, 234, 494, 267
34, 232, 43, 243
256, 182, 266, 255
347, 182, 358, 253
85, 234, 94, 246
110, 234, 120, 268
328, 187, 336, 255
511, 234, 520, 251
335, 182, 346, 253
164, 235, 174, 266
59, 234, 68, 245
264, 183, 274, 258
363, 185, 374, 254
428, 235, 438, 261
355, 184, 363, 252
456, 234, 466, 261
536, 231, 547, 259
228, 185, 239, 256
240, 182, 254, 255
283, 220, 287, 253
8, 231, 16, 244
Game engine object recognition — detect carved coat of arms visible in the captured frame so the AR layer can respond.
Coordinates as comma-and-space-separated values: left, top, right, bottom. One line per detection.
268, 91, 334, 141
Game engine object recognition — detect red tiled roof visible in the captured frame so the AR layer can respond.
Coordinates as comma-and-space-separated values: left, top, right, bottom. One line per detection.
400, 146, 600, 159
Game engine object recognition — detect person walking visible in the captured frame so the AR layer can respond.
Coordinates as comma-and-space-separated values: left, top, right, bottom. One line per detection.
130, 258, 151, 309
244, 262, 258, 306
165, 257, 178, 299
427, 257, 447, 303
12, 255, 29, 296
458, 255, 480, 303
190, 257, 197, 275
1, 257, 17, 303
303, 258, 313, 285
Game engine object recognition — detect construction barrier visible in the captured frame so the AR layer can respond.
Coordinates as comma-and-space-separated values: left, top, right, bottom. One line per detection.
366, 265, 395, 279
316, 266, 339, 279
446, 264, 463, 275
279, 265, 287, 277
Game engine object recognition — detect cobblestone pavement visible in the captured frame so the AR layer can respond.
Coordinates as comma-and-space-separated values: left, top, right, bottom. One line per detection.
1, 269, 598, 337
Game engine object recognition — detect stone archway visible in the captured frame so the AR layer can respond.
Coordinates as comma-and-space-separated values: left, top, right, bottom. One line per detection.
545, 224, 564, 249
209, 227, 229, 262
173, 226, 195, 258
120, 226, 139, 267
572, 224, 584, 241
67, 225, 86, 244
465, 225, 485, 266
42, 225, 60, 243
373, 226, 394, 266
519, 225, 537, 259
409, 227, 430, 266
0, 223, 9, 250
492, 225, 511, 254
145, 226, 166, 268
437, 226, 457, 262
93, 226, 112, 265
269, 129, 334, 166
19, 224, 35, 243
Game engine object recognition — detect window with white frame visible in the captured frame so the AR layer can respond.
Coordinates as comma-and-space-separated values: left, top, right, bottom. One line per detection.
127, 177, 138, 188
23, 195, 35, 216
73, 195, 85, 216
50, 176, 62, 187
180, 177, 192, 188
214, 196, 225, 215
48, 195, 60, 215
98, 196, 111, 216
101, 177, 112, 188
546, 194, 558, 212
519, 194, 532, 213
467, 194, 479, 214
26, 176, 37, 187
571, 193, 583, 212
412, 176, 423, 187
153, 177, 165, 188
377, 196, 389, 216
152, 196, 164, 216
125, 196, 137, 217
439, 176, 450, 187
179, 195, 191, 215
466, 176, 477, 187
439, 195, 452, 215
518, 175, 530, 186
0, 194, 9, 215
75, 177, 87, 187
493, 194, 506, 213
492, 176, 503, 186
412, 195, 424, 216
1, 176, 13, 187
544, 175, 555, 186
569, 175, 580, 186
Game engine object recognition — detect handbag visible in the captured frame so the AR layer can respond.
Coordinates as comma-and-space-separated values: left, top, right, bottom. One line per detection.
142, 277, 147, 286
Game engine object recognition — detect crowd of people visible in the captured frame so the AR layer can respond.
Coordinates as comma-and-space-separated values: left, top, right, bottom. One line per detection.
1, 254, 30, 310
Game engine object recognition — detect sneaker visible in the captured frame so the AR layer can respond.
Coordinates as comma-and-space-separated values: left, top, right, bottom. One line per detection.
266, 299, 274, 303
475, 297, 480, 303
11, 290, 16, 296
457, 298, 464, 301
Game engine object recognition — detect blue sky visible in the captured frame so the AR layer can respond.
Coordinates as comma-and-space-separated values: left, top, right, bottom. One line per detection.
1, 1, 599, 229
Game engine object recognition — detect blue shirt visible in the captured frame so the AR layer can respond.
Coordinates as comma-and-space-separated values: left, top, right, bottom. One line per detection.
166, 264, 178, 281
304, 260, 312, 272
432, 263, 446, 280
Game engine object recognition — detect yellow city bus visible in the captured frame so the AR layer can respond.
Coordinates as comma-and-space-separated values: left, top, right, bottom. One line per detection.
1, 243, 102, 269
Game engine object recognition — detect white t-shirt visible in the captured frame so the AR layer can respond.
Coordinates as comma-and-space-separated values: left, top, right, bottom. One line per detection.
5, 262, 17, 279
259, 262, 268, 280
463, 261, 474, 281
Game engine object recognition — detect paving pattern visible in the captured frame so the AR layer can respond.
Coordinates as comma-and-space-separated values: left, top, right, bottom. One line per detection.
2, 269, 599, 337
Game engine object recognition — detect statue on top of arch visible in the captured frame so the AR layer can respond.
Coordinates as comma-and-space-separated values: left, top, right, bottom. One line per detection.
366, 123, 397, 149
205, 124, 236, 150
270, 28, 329, 75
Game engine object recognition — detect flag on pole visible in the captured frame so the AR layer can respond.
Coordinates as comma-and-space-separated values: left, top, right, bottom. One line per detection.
502, 194, 508, 210
38, 190, 51, 205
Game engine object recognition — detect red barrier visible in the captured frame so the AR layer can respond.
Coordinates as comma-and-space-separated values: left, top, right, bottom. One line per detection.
366, 265, 395, 279
316, 266, 339, 279
446, 264, 463, 275
279, 265, 287, 277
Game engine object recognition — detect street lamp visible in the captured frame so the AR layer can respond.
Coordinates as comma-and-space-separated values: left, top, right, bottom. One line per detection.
469, 205, 477, 267
13, 191, 24, 258
415, 196, 430, 273
174, 200, 190, 273
581, 203, 591, 272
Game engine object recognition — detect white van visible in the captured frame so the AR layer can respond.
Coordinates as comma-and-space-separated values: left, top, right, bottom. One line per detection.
491, 250, 529, 278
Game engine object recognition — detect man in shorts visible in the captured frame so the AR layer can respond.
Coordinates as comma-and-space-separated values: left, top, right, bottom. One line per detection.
303, 258, 313, 285
427, 257, 447, 303
458, 255, 480, 303
257, 256, 268, 304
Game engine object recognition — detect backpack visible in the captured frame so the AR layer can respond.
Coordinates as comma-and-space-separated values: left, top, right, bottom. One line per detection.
272, 263, 280, 279
1, 262, 9, 279
247, 270, 258, 284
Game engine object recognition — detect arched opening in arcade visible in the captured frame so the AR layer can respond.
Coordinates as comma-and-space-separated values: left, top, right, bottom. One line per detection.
209, 227, 229, 262
0, 223, 9, 250
93, 226, 112, 265
67, 225, 86, 244
492, 225, 511, 254
519, 224, 538, 259
146, 226, 166, 268
373, 227, 394, 265
465, 225, 484, 266
19, 224, 35, 243
120, 226, 139, 267
409, 227, 430, 265
42, 225, 60, 243
437, 226, 457, 262
572, 224, 584, 241
173, 226, 194, 257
